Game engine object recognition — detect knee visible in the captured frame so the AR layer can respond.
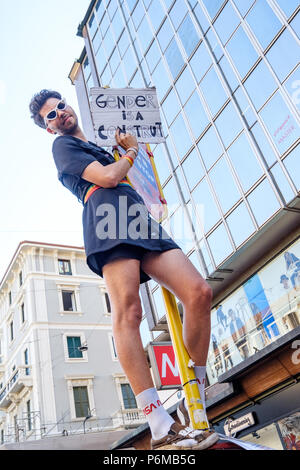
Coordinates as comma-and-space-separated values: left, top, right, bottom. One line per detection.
185, 279, 213, 310
113, 295, 143, 331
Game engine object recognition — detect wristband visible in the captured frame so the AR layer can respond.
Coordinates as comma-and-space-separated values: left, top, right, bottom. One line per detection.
122, 155, 134, 167
126, 147, 139, 157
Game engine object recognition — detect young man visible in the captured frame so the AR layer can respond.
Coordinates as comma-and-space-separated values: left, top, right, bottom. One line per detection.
29, 90, 219, 450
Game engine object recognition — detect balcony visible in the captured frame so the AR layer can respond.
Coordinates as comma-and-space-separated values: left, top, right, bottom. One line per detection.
0, 366, 32, 410
113, 408, 146, 429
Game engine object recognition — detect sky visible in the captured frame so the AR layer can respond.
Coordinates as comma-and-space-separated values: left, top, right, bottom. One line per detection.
0, 0, 92, 281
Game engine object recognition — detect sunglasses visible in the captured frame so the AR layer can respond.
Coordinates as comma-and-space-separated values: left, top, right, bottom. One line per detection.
44, 99, 67, 126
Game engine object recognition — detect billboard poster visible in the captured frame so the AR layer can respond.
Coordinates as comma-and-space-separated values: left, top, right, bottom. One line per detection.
277, 411, 300, 450
206, 237, 300, 386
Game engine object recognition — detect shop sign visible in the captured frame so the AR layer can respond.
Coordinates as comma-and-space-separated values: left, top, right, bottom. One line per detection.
147, 342, 181, 389
224, 413, 255, 437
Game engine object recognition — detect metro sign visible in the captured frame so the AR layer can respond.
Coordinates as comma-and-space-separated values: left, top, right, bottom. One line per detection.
148, 342, 181, 389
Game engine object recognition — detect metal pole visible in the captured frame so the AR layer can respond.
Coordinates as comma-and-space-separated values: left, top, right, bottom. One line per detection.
161, 287, 208, 430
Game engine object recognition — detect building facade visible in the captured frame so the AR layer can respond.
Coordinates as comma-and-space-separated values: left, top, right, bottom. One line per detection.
69, 0, 300, 449
0, 241, 145, 446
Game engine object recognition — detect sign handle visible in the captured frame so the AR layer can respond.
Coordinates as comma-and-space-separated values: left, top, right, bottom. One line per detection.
161, 286, 209, 430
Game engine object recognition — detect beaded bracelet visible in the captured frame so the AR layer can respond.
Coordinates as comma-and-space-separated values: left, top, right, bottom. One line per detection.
122, 155, 134, 167
126, 147, 139, 157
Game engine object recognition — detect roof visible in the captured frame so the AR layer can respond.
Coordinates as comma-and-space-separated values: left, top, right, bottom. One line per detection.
77, 0, 98, 37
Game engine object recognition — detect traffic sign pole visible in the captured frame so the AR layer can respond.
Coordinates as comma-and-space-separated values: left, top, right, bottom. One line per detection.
161, 287, 208, 430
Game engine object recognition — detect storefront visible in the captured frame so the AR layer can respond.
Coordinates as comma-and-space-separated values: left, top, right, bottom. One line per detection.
211, 380, 300, 450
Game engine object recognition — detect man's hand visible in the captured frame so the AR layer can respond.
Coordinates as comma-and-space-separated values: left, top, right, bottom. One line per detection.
115, 128, 138, 156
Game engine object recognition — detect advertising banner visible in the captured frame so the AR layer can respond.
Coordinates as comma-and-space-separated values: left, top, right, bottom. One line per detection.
148, 342, 181, 389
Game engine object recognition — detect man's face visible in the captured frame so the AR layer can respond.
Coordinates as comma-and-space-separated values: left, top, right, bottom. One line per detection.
39, 97, 78, 135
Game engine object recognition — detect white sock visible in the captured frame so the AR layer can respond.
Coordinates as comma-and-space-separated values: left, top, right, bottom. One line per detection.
136, 387, 174, 440
184, 365, 208, 423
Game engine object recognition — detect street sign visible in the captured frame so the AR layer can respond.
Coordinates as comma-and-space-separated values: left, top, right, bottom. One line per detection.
113, 143, 168, 222
90, 87, 165, 147
148, 342, 181, 389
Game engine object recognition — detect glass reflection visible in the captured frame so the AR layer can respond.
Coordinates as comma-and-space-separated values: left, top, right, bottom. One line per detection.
246, 0, 282, 50
260, 91, 300, 154
214, 1, 240, 45
207, 223, 233, 266
227, 132, 263, 192
244, 60, 277, 111
226, 202, 255, 247
266, 29, 300, 83
197, 126, 223, 170
192, 178, 221, 233
182, 148, 204, 190
215, 102, 243, 149
283, 145, 300, 191
184, 90, 209, 139
209, 156, 241, 214
199, 66, 227, 116
226, 25, 259, 78
247, 179, 280, 226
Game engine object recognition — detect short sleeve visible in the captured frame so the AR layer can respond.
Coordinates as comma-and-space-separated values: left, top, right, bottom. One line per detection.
52, 136, 98, 178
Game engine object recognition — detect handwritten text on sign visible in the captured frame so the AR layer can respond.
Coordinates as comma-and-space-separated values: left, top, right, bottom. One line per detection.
90, 87, 165, 146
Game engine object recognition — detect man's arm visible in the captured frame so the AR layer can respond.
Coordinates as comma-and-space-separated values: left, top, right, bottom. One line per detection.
81, 129, 138, 188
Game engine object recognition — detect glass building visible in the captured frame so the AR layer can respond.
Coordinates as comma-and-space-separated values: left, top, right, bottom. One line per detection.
69, 0, 300, 448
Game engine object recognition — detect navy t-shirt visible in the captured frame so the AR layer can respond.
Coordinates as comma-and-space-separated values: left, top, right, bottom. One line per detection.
52, 135, 115, 204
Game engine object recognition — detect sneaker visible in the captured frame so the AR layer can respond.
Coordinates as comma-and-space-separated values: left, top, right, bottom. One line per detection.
176, 398, 219, 445
151, 422, 219, 450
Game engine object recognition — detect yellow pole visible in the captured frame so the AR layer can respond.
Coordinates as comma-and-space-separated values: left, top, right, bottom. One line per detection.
161, 287, 208, 430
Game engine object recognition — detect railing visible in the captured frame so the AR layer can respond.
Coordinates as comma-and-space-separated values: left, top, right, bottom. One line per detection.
0, 366, 32, 407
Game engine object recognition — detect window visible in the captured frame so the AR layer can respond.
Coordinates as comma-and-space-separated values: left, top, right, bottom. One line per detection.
199, 66, 227, 117
157, 17, 173, 52
152, 60, 171, 100
104, 292, 111, 313
62, 290, 77, 312
192, 178, 221, 233
284, 66, 300, 112
205, 28, 223, 61
197, 126, 223, 170
19, 271, 23, 286
283, 146, 300, 191
209, 156, 241, 214
67, 336, 83, 358
151, 144, 170, 184
233, 87, 256, 128
271, 163, 295, 203
202, 0, 225, 19
118, 29, 130, 57
148, 0, 165, 31
250, 122, 277, 167
170, 0, 188, 29
24, 348, 30, 375
162, 89, 181, 126
227, 133, 263, 192
246, 0, 282, 50
193, 3, 210, 33
10, 321, 14, 342
244, 61, 278, 111
207, 223, 233, 265
123, 46, 137, 81
121, 383, 137, 409
184, 90, 209, 139
266, 29, 300, 83
259, 91, 300, 154
178, 14, 200, 56
247, 179, 280, 226
226, 202, 256, 247
219, 55, 239, 93
165, 38, 184, 79
170, 114, 192, 158
275, 0, 300, 18
8, 291, 12, 306
73, 386, 90, 418
232, 0, 255, 17
182, 149, 204, 190
163, 177, 180, 209
58, 259, 72, 275
214, 101, 243, 149
21, 302, 25, 324
214, 1, 240, 45
226, 25, 259, 78
190, 43, 212, 83
152, 286, 166, 320
26, 400, 32, 432
88, 13, 98, 38
146, 40, 161, 73
175, 67, 195, 105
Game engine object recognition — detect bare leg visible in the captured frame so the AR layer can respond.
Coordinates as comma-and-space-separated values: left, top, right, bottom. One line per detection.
141, 249, 212, 366
103, 258, 153, 395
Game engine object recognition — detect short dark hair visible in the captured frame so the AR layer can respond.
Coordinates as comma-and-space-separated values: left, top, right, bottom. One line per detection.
29, 89, 62, 129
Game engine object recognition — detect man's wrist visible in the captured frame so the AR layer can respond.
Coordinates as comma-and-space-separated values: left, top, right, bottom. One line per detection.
126, 147, 139, 159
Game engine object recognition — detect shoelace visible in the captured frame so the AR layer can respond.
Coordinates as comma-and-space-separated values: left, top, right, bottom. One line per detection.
178, 426, 209, 438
